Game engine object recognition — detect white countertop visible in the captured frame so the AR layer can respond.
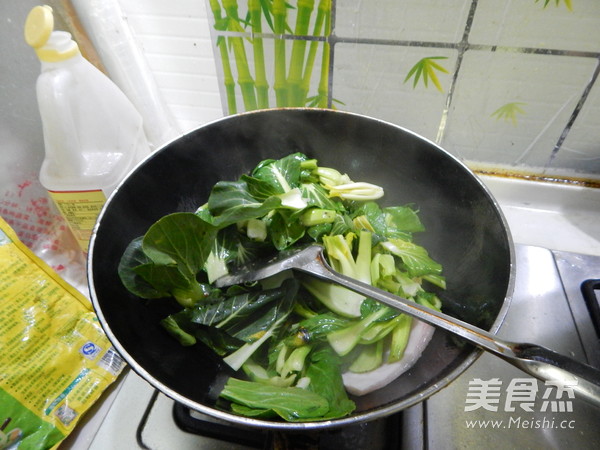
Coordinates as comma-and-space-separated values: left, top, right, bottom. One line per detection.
481, 175, 600, 256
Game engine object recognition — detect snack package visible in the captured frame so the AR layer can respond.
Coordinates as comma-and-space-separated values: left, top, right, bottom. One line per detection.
0, 217, 125, 449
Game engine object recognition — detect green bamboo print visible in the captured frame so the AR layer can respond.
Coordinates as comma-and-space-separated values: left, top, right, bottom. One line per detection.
249, 0, 269, 108
535, 0, 573, 11
315, 0, 332, 108
491, 102, 527, 126
222, 0, 257, 111
208, 1, 333, 113
301, 0, 331, 107
273, 0, 289, 107
404, 56, 450, 92
209, 0, 238, 114
287, 0, 316, 106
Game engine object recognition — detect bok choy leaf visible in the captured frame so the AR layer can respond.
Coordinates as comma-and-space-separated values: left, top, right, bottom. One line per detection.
250, 152, 306, 193
206, 180, 283, 228
142, 212, 216, 278
304, 346, 355, 419
380, 238, 442, 278
220, 378, 330, 421
118, 213, 216, 306
222, 279, 298, 370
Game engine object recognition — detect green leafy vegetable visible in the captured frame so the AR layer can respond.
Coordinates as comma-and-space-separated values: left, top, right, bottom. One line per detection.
348, 341, 384, 373
223, 279, 298, 370
142, 212, 215, 276
251, 153, 305, 192
304, 346, 355, 419
380, 238, 443, 278
302, 231, 373, 318
207, 180, 282, 227
220, 378, 330, 421
118, 213, 217, 306
327, 306, 392, 356
119, 237, 169, 299
119, 152, 445, 422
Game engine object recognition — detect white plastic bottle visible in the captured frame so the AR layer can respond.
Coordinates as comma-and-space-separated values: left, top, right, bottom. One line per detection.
25, 5, 151, 253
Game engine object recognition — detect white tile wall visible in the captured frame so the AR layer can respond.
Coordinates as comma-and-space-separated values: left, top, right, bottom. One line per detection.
119, 0, 223, 133
335, 0, 472, 43
116, 0, 600, 181
441, 50, 597, 167
557, 80, 600, 173
333, 44, 456, 139
470, 0, 600, 52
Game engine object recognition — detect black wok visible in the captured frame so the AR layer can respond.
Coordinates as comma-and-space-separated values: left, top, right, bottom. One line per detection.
88, 108, 514, 430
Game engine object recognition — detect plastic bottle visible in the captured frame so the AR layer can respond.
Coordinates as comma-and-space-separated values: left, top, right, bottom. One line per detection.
24, 5, 151, 253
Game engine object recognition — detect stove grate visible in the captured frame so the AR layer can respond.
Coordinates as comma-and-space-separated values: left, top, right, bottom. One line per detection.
172, 403, 402, 450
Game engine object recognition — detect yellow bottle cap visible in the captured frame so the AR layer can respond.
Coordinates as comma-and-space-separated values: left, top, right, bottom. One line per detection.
24, 5, 54, 49
24, 5, 79, 62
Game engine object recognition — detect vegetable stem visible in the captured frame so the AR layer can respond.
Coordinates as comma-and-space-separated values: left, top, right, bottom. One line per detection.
348, 340, 384, 373
327, 307, 390, 356
388, 314, 413, 362
300, 208, 337, 226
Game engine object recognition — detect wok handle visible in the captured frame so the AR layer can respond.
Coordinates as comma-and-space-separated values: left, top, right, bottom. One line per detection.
298, 251, 600, 408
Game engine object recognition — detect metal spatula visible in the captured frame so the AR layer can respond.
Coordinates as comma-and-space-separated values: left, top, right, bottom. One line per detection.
214, 244, 600, 408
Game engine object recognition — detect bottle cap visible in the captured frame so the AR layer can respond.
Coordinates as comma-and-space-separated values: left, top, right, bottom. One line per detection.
25, 5, 79, 62
24, 5, 53, 48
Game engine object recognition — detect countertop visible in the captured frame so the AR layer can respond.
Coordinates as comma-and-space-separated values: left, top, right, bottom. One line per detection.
482, 175, 600, 256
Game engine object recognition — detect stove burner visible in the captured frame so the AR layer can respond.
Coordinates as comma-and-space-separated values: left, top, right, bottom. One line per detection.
173, 403, 265, 448
172, 403, 402, 450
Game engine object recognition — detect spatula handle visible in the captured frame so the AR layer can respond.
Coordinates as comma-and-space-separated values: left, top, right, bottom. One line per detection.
298, 248, 600, 408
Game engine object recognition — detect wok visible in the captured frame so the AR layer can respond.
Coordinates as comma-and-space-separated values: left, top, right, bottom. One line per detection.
88, 108, 514, 430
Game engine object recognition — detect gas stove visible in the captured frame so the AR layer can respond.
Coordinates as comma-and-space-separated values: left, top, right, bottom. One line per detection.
404, 245, 600, 449
53, 174, 600, 450
62, 243, 599, 449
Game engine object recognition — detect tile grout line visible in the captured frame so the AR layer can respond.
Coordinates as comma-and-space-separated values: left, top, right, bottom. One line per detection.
435, 0, 479, 146
207, 33, 600, 60
546, 56, 600, 169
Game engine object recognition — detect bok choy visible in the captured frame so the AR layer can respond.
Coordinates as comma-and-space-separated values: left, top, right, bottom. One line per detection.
118, 152, 444, 421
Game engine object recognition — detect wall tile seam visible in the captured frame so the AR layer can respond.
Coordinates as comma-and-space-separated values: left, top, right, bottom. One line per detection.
548, 58, 600, 168
205, 32, 600, 61
435, 0, 479, 144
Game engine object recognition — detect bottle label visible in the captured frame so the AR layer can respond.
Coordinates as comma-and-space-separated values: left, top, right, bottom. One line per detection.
47, 189, 107, 253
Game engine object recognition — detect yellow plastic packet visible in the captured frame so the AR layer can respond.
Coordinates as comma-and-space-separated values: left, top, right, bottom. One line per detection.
0, 217, 125, 449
